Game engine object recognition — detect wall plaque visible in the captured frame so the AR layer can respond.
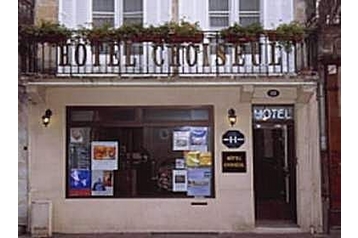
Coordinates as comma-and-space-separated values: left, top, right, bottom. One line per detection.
222, 151, 246, 173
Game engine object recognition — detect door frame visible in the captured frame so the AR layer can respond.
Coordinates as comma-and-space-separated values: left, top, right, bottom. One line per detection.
252, 105, 297, 224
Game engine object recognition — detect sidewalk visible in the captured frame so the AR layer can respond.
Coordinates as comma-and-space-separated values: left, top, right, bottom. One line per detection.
18, 231, 341, 238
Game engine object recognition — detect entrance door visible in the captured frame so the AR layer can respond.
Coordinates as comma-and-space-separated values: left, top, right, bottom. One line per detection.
253, 123, 296, 223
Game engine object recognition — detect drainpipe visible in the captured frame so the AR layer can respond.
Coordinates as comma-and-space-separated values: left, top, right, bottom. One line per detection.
317, 63, 329, 234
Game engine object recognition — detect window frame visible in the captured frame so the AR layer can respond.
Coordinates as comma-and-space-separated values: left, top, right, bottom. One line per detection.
91, 0, 144, 28
238, 0, 261, 27
65, 105, 215, 199
208, 0, 230, 30
208, 0, 262, 30
92, 0, 116, 28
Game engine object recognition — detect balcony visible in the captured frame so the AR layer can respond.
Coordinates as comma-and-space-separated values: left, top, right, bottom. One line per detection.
19, 31, 316, 78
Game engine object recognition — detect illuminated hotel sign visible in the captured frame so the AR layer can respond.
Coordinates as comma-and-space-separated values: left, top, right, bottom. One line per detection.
253, 106, 294, 121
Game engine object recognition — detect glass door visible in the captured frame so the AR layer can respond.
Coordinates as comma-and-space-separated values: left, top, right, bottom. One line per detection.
253, 123, 296, 223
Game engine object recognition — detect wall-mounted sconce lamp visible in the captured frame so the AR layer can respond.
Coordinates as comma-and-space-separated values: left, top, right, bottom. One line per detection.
42, 109, 52, 127
228, 108, 237, 127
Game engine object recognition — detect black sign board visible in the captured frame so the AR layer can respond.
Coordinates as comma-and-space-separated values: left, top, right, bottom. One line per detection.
222, 151, 246, 173
222, 130, 245, 148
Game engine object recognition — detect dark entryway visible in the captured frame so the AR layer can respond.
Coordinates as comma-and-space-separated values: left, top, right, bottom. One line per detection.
253, 119, 296, 224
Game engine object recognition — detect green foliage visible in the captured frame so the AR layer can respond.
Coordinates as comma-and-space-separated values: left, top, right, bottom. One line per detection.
19, 20, 72, 44
117, 23, 145, 39
165, 20, 202, 37
220, 22, 263, 38
275, 22, 305, 41
275, 21, 306, 51
78, 23, 116, 43
245, 22, 264, 36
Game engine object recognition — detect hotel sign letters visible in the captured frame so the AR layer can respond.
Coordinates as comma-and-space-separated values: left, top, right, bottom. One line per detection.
222, 152, 247, 173
253, 106, 294, 121
58, 42, 282, 68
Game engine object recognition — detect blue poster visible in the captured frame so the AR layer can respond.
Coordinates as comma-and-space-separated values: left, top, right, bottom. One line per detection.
187, 168, 211, 197
190, 127, 208, 152
70, 169, 91, 189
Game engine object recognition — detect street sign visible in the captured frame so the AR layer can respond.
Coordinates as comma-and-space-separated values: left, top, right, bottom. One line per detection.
222, 130, 245, 149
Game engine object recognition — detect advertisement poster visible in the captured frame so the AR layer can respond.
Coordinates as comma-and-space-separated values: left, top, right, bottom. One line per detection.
185, 151, 212, 167
69, 169, 91, 196
70, 127, 90, 144
173, 130, 190, 151
198, 152, 212, 166
175, 158, 185, 169
190, 127, 208, 152
69, 144, 90, 169
91, 141, 118, 170
185, 151, 200, 167
187, 168, 211, 197
172, 170, 187, 192
91, 170, 114, 196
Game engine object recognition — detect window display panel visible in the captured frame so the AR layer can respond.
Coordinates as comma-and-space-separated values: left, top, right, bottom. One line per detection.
66, 106, 214, 198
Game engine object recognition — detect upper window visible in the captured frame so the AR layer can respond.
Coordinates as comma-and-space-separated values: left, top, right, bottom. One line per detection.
209, 0, 230, 29
123, 0, 143, 25
239, 0, 260, 26
92, 0, 115, 27
92, 0, 143, 27
209, 0, 261, 29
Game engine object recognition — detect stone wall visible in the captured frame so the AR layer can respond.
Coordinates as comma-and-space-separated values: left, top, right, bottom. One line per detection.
35, 0, 58, 24
294, 0, 307, 23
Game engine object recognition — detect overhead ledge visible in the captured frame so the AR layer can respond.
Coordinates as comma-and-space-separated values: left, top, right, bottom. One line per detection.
239, 85, 254, 102
27, 86, 47, 104
296, 85, 316, 103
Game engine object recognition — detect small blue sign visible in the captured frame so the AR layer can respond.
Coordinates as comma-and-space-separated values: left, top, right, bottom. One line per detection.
222, 130, 245, 149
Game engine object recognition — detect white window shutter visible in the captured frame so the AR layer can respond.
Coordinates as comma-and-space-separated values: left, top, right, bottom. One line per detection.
143, 0, 171, 26
144, 0, 158, 26
159, 0, 171, 24
59, 0, 75, 28
263, 0, 293, 29
280, 0, 294, 24
76, 0, 91, 29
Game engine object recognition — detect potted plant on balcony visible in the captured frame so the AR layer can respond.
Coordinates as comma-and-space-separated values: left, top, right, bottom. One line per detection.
274, 22, 306, 51
142, 25, 168, 43
220, 22, 263, 43
79, 23, 116, 45
116, 23, 146, 42
20, 21, 72, 44
165, 20, 204, 43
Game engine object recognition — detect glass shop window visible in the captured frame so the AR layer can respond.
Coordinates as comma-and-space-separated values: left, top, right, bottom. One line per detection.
66, 106, 214, 198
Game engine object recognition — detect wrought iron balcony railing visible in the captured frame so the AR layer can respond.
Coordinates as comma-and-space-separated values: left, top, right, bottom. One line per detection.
19, 31, 315, 78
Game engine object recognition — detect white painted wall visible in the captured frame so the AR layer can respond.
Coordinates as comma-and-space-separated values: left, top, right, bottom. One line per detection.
28, 84, 321, 233
59, 0, 295, 29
